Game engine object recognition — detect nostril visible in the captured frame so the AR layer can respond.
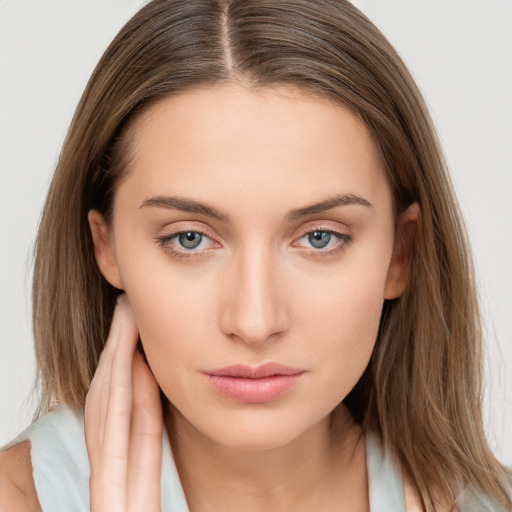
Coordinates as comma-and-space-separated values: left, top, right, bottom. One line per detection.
227, 329, 284, 346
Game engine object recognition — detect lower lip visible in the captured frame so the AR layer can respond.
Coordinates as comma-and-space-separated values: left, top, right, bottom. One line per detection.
205, 373, 304, 403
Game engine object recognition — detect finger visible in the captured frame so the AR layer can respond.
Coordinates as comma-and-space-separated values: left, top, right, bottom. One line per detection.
86, 356, 122, 512
85, 334, 119, 510
86, 294, 140, 511
101, 295, 138, 449
127, 350, 163, 512
99, 295, 140, 506
85, 293, 130, 456
85, 331, 114, 462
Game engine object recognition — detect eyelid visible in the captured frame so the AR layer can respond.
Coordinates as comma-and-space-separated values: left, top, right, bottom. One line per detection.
156, 221, 353, 261
155, 223, 221, 256
157, 221, 218, 242
291, 221, 351, 244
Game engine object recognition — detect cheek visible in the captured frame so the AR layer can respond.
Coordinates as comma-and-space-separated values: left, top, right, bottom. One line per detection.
124, 261, 216, 357
294, 257, 389, 395
116, 226, 392, 412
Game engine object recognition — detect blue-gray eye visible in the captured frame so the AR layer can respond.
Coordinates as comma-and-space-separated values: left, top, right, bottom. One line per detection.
309, 231, 331, 249
178, 232, 203, 249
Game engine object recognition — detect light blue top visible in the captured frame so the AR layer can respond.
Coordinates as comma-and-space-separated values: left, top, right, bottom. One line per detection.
1, 405, 508, 511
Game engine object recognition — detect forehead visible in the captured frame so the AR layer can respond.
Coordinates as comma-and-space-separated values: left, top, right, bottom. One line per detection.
117, 83, 391, 219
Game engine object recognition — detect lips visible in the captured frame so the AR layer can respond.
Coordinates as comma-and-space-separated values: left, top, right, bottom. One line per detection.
204, 363, 305, 403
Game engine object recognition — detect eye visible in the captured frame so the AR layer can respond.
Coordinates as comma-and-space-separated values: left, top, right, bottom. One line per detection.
306, 230, 336, 249
174, 232, 203, 249
156, 229, 219, 260
156, 224, 353, 261
292, 225, 353, 258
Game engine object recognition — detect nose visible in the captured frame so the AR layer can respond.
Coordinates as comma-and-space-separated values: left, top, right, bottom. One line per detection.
219, 242, 289, 346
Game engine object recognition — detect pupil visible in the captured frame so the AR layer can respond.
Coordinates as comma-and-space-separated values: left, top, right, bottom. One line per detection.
310, 231, 330, 249
179, 232, 202, 249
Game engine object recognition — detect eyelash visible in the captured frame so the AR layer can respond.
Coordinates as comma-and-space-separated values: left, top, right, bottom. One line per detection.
156, 228, 215, 261
155, 224, 354, 261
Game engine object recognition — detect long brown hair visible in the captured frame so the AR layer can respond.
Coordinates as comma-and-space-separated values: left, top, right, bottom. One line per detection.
32, 0, 511, 509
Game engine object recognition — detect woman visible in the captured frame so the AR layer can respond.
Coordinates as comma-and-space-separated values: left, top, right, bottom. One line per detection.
0, 0, 510, 511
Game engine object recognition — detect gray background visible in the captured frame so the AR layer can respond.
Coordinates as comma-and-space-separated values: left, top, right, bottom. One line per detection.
1, 0, 511, 465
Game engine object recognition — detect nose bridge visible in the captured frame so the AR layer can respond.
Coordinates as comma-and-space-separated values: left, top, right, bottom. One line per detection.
221, 239, 288, 345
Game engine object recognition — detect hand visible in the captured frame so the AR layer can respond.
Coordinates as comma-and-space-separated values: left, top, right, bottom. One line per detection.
85, 294, 163, 512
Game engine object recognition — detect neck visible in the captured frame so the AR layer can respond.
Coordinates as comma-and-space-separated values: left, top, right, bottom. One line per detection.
165, 404, 368, 512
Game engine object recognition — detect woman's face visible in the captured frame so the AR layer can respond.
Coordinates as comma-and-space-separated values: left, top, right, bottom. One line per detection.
90, 83, 411, 450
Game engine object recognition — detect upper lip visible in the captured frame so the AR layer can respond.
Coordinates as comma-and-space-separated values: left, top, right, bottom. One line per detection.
205, 363, 305, 378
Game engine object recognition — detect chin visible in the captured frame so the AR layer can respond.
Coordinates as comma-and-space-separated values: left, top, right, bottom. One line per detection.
212, 424, 304, 452
170, 401, 331, 452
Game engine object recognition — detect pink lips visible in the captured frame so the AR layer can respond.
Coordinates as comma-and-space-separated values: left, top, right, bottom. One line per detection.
204, 363, 305, 403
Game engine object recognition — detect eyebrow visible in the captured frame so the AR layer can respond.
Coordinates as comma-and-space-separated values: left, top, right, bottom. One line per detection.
139, 193, 373, 222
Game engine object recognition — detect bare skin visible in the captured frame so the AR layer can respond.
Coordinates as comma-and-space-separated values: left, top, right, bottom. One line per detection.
169, 404, 370, 512
84, 296, 371, 512
85, 294, 163, 512
85, 294, 371, 512
0, 437, 430, 512
0, 83, 428, 511
0, 442, 41, 512
84, 83, 421, 511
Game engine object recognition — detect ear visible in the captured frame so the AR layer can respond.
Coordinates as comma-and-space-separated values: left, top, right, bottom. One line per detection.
88, 209, 124, 290
384, 202, 420, 300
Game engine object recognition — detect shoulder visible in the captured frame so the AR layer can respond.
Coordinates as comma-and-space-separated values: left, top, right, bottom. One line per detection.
0, 405, 91, 512
0, 441, 42, 512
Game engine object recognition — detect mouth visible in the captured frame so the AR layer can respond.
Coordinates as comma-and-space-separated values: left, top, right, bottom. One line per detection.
203, 363, 305, 403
